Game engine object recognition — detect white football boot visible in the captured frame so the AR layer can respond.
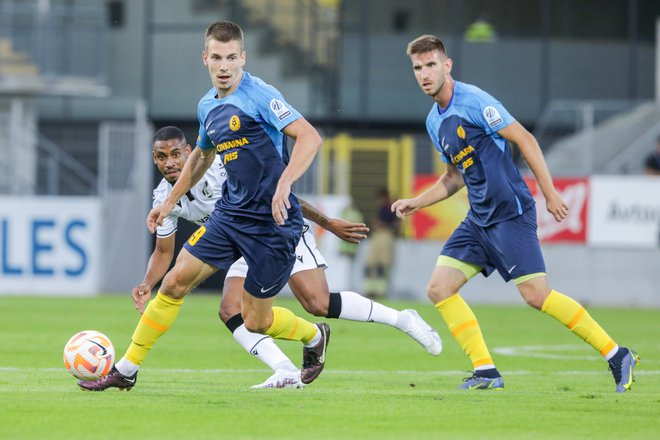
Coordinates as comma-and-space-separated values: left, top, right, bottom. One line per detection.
399, 309, 443, 356
251, 369, 305, 389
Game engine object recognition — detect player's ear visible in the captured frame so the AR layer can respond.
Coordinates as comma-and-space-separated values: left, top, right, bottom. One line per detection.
185, 144, 192, 155
202, 51, 208, 66
445, 57, 453, 74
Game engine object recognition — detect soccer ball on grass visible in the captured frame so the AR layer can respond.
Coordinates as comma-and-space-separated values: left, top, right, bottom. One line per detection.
63, 330, 115, 380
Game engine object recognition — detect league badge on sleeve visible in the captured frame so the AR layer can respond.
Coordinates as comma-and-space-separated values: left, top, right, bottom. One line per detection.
270, 99, 292, 121
483, 106, 503, 128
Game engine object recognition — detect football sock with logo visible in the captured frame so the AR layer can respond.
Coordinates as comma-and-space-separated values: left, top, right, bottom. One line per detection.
225, 313, 297, 372
328, 291, 398, 326
124, 291, 183, 366
541, 290, 618, 358
435, 293, 495, 370
266, 306, 319, 346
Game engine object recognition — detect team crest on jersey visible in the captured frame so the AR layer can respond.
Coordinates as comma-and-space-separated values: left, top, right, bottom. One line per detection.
270, 99, 292, 121
483, 106, 503, 128
229, 115, 241, 131
457, 125, 466, 139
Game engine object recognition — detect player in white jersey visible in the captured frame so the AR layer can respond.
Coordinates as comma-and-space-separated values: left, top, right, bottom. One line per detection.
134, 126, 442, 389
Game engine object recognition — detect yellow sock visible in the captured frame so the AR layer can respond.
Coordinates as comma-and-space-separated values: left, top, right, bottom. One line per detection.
435, 293, 494, 369
541, 290, 616, 357
125, 291, 184, 365
266, 307, 318, 344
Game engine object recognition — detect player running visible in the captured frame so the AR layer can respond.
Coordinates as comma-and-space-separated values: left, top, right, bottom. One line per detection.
79, 21, 329, 391
392, 34, 638, 392
134, 126, 441, 389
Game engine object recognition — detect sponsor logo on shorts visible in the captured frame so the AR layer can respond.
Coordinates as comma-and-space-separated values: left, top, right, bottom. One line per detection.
260, 284, 278, 294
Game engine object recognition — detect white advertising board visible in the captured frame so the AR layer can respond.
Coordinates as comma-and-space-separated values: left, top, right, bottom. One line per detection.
588, 176, 660, 249
0, 197, 101, 294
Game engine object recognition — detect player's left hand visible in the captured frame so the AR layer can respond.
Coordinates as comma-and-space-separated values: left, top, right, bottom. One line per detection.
545, 189, 569, 222
327, 218, 369, 243
272, 179, 292, 225
131, 283, 152, 314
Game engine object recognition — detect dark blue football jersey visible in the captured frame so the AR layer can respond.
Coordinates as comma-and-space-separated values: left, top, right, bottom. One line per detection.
196, 72, 302, 222
426, 81, 535, 226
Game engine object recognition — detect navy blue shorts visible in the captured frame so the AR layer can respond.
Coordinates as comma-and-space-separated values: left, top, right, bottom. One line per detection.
441, 208, 546, 282
183, 210, 302, 298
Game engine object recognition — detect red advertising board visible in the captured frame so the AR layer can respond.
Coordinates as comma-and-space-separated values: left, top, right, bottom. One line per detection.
524, 177, 588, 243
411, 175, 469, 241
411, 175, 588, 243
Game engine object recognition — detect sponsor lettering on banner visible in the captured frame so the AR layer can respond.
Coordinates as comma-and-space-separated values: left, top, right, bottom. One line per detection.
524, 177, 588, 243
0, 197, 101, 294
588, 176, 660, 249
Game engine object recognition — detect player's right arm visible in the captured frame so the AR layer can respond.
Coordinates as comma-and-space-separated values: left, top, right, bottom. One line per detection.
147, 147, 216, 233
132, 234, 176, 314
391, 162, 464, 218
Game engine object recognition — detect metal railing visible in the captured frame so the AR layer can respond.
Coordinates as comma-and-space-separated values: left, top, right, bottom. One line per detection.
37, 134, 97, 195
0, 0, 108, 82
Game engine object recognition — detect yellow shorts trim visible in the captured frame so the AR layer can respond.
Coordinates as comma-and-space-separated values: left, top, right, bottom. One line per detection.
436, 256, 481, 281
513, 272, 546, 285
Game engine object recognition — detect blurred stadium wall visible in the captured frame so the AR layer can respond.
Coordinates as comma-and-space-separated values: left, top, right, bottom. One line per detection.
0, 0, 658, 305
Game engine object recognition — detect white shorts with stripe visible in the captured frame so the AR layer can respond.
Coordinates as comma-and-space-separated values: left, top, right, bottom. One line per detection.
226, 222, 327, 279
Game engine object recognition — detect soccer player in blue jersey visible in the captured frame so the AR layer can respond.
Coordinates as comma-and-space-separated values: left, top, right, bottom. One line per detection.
391, 34, 638, 392
79, 21, 331, 391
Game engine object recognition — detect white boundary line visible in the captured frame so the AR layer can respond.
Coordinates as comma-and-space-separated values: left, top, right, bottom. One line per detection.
2, 367, 659, 375
493, 344, 659, 364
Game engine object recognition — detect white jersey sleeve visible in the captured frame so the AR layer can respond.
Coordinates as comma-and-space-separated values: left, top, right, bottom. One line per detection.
152, 181, 179, 238
152, 155, 227, 237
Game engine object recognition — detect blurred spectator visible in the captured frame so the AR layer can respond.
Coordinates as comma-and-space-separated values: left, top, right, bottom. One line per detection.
364, 188, 399, 298
644, 136, 660, 175
339, 201, 364, 290
338, 201, 364, 259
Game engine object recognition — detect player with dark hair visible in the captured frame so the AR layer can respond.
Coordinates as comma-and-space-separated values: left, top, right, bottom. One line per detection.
392, 34, 638, 392
79, 21, 329, 390
112, 126, 441, 389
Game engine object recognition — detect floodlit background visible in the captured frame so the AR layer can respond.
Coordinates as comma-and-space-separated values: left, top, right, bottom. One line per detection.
1, 0, 659, 306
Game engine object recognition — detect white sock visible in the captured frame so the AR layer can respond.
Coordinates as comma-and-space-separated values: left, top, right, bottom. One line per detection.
115, 356, 139, 376
303, 327, 322, 347
338, 291, 399, 326
475, 364, 496, 372
604, 344, 620, 361
233, 324, 296, 372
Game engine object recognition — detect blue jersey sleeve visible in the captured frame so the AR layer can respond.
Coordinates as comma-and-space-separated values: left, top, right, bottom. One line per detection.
465, 90, 515, 135
196, 97, 214, 150
253, 83, 302, 132
426, 109, 451, 164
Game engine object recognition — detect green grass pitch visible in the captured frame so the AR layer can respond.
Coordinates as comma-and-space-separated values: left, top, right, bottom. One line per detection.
0, 294, 658, 439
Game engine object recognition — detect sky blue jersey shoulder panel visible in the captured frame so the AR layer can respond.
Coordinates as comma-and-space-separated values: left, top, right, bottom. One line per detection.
456, 81, 514, 136
193, 72, 302, 222
424, 81, 534, 227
